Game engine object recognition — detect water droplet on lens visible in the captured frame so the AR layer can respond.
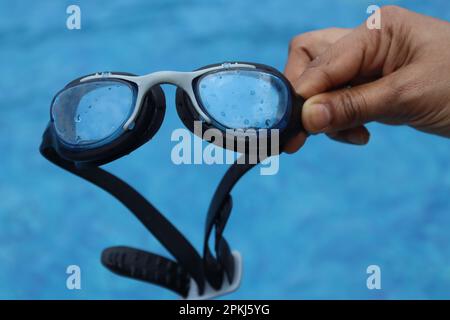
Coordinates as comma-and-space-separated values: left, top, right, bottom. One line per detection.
260, 99, 264, 104
75, 114, 81, 122
108, 87, 111, 90
258, 107, 263, 112
88, 105, 92, 109
244, 119, 249, 125
201, 84, 207, 89
250, 90, 255, 96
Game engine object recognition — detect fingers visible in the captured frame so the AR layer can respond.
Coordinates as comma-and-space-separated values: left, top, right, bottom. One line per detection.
327, 126, 370, 145
294, 35, 365, 98
285, 6, 416, 145
301, 74, 398, 133
283, 131, 308, 153
283, 125, 370, 152
284, 28, 352, 153
284, 44, 313, 84
284, 28, 351, 84
294, 24, 393, 99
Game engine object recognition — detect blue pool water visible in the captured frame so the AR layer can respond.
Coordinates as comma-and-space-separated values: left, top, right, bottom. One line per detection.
0, 0, 449, 299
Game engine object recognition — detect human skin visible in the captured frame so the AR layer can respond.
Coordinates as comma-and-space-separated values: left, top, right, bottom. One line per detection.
283, 5, 450, 153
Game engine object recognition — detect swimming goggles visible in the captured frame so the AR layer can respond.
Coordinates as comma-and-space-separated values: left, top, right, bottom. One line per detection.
40, 62, 304, 299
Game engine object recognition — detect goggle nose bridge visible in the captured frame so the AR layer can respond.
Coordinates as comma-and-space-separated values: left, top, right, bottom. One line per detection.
120, 70, 211, 129
142, 70, 210, 124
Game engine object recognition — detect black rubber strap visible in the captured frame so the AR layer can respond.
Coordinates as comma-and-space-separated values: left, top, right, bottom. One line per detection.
203, 156, 260, 289
101, 246, 191, 297
41, 129, 259, 297
40, 131, 205, 296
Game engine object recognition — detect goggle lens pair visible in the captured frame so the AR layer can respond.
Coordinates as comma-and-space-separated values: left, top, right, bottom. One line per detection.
51, 66, 292, 149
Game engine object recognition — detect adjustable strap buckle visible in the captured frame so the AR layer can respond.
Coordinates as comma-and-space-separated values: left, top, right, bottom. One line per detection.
186, 251, 242, 300
186, 194, 242, 300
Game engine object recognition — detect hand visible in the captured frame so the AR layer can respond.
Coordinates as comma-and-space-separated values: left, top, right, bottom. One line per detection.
284, 5, 450, 153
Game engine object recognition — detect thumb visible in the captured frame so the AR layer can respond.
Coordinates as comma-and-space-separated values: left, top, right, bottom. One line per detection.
301, 76, 398, 133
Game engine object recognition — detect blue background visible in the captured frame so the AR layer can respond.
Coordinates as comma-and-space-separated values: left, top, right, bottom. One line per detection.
0, 0, 449, 299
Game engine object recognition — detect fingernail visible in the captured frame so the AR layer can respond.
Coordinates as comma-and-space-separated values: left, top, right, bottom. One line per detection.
303, 103, 332, 132
347, 133, 369, 145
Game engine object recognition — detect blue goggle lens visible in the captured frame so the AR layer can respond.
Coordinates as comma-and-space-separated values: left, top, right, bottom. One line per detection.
197, 69, 290, 129
51, 80, 136, 148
